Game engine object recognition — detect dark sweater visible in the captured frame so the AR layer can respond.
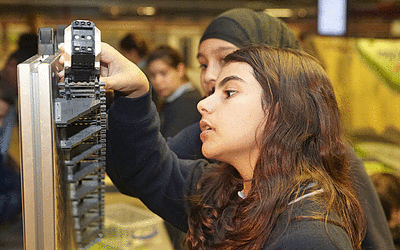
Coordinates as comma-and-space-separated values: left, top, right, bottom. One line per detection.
107, 90, 356, 249
168, 115, 395, 250
160, 88, 202, 139
0, 154, 21, 224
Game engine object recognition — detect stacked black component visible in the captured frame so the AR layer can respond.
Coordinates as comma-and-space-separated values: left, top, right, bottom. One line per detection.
54, 20, 105, 249
65, 20, 100, 83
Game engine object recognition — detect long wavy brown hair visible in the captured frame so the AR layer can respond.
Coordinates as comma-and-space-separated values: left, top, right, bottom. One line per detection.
185, 45, 365, 249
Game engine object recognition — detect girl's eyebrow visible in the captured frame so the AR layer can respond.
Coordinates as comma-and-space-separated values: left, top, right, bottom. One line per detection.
217, 75, 245, 89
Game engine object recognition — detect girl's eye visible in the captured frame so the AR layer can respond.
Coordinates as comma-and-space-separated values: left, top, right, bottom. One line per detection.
225, 90, 237, 98
199, 64, 207, 70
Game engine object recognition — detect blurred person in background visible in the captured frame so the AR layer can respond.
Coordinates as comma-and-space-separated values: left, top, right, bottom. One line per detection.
119, 33, 149, 70
119, 32, 161, 108
0, 33, 37, 172
0, 33, 37, 173
0, 33, 37, 249
0, 82, 19, 172
146, 45, 202, 139
0, 153, 21, 225
0, 84, 22, 250
0, 33, 38, 99
371, 172, 400, 249
0, 89, 12, 128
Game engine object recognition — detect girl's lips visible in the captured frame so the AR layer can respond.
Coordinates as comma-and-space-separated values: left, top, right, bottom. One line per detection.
199, 120, 214, 142
200, 128, 213, 142
199, 120, 213, 132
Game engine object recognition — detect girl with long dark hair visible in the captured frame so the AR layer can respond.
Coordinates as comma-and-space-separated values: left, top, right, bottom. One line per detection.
186, 45, 365, 249
97, 43, 366, 249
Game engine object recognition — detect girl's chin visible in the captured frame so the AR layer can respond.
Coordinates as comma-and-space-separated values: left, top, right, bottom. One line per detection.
202, 149, 221, 162
201, 149, 213, 159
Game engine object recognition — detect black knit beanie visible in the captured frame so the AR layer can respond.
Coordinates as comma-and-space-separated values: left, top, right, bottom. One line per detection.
200, 8, 300, 50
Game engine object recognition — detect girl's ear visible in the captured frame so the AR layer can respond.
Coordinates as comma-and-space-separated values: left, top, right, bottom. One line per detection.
390, 208, 400, 228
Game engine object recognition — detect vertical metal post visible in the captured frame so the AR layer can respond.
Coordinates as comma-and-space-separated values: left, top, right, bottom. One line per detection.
18, 55, 78, 250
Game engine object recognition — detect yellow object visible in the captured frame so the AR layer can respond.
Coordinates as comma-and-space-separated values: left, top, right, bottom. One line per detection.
89, 202, 173, 250
7, 123, 20, 173
311, 36, 400, 138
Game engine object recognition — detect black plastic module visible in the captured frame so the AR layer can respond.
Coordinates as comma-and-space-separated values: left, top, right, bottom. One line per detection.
38, 27, 54, 56
65, 20, 100, 83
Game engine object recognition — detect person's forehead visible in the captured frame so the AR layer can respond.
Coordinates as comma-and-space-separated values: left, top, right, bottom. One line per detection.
216, 62, 256, 86
148, 58, 170, 69
197, 39, 238, 57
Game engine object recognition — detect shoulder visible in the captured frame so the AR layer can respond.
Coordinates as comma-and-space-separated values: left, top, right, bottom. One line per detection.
166, 89, 202, 116
264, 218, 352, 250
177, 87, 202, 102
264, 199, 353, 250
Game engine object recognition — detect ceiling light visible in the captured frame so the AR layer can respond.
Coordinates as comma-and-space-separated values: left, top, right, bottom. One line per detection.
137, 7, 156, 16
110, 6, 119, 16
264, 9, 293, 18
298, 9, 307, 18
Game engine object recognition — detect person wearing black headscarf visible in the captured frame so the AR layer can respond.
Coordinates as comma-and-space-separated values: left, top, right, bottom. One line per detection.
197, 8, 300, 96
106, 8, 394, 250
199, 8, 300, 50
166, 9, 301, 160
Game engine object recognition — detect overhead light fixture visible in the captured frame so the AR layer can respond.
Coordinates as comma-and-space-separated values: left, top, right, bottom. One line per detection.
137, 7, 156, 16
264, 9, 293, 18
318, 0, 347, 36
298, 9, 307, 18
110, 6, 119, 16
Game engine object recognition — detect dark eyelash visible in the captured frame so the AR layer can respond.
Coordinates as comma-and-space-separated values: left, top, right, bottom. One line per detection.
225, 90, 236, 98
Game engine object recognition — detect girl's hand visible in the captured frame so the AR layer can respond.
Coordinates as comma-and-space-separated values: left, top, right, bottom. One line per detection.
59, 42, 149, 98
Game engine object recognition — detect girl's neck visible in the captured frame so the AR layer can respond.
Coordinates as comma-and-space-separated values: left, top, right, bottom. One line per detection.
243, 179, 253, 197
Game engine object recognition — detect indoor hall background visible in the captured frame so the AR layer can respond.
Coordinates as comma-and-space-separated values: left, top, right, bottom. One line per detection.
0, 0, 400, 249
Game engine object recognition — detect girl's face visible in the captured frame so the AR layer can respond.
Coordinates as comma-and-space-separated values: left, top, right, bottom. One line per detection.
147, 59, 184, 98
197, 39, 238, 96
197, 62, 265, 178
0, 99, 10, 127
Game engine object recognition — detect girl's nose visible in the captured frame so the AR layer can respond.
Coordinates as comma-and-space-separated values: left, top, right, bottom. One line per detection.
197, 94, 216, 115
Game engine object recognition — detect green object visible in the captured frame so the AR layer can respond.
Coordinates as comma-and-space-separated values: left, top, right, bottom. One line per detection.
363, 161, 393, 176
87, 241, 118, 249
353, 141, 400, 175
354, 145, 367, 159
356, 39, 400, 93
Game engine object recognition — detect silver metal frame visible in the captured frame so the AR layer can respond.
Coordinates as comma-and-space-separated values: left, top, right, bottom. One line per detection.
18, 54, 77, 250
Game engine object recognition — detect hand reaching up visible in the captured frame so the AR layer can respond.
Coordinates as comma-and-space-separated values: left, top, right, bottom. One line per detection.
59, 42, 149, 99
